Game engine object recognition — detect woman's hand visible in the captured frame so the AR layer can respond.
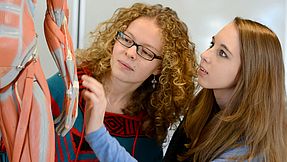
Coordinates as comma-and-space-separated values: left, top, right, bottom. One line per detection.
81, 75, 107, 135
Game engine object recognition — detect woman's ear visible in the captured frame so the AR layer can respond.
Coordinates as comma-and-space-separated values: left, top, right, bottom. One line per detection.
153, 66, 162, 75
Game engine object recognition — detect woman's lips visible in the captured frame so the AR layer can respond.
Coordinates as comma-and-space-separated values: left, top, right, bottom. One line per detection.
118, 60, 134, 71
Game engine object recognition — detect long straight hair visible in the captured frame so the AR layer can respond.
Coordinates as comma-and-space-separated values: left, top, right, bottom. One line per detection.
182, 17, 287, 161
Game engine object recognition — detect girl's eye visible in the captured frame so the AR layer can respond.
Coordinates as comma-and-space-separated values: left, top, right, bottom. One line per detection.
209, 41, 214, 48
218, 50, 227, 58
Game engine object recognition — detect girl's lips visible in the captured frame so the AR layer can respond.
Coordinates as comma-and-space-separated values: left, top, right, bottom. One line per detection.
118, 60, 134, 71
198, 66, 208, 75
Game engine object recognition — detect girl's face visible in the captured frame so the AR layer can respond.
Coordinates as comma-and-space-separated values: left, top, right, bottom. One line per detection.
110, 17, 162, 85
198, 22, 241, 93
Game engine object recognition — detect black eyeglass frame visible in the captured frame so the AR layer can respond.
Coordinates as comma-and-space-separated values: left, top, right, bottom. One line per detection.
115, 31, 162, 61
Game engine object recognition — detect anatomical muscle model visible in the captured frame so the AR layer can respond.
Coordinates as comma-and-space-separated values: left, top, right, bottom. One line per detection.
0, 0, 78, 161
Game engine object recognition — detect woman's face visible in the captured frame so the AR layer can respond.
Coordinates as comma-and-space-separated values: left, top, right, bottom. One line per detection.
110, 17, 162, 85
198, 22, 241, 93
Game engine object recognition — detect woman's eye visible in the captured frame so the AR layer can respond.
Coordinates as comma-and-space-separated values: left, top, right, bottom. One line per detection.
123, 37, 132, 43
120, 33, 132, 43
218, 50, 227, 58
142, 49, 154, 57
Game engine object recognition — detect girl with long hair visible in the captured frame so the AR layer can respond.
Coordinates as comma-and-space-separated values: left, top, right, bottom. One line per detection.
164, 17, 287, 162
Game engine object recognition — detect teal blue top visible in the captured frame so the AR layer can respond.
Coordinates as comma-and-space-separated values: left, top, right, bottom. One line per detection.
48, 72, 163, 162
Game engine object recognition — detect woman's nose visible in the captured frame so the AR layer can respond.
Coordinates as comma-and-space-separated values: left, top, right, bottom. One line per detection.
126, 45, 138, 60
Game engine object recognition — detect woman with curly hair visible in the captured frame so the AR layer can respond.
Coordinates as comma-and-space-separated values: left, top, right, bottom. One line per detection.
48, 3, 196, 162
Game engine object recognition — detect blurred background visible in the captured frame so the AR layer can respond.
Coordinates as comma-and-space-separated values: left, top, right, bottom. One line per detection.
35, 0, 286, 79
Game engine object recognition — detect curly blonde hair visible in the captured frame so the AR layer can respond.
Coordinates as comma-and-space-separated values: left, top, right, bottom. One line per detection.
77, 3, 196, 143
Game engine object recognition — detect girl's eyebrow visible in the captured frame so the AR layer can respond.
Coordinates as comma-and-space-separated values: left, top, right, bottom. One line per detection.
221, 44, 233, 56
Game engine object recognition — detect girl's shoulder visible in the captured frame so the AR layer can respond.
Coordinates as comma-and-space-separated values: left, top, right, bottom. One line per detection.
213, 146, 264, 162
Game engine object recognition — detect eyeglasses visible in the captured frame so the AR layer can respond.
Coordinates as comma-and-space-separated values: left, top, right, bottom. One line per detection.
115, 31, 162, 61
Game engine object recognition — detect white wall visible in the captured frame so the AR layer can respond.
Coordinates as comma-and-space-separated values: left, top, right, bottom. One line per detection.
81, 0, 285, 54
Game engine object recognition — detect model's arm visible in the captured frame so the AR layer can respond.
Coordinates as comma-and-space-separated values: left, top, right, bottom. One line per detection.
85, 126, 137, 162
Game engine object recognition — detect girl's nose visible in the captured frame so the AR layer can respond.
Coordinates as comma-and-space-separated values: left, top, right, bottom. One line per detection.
200, 50, 210, 63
